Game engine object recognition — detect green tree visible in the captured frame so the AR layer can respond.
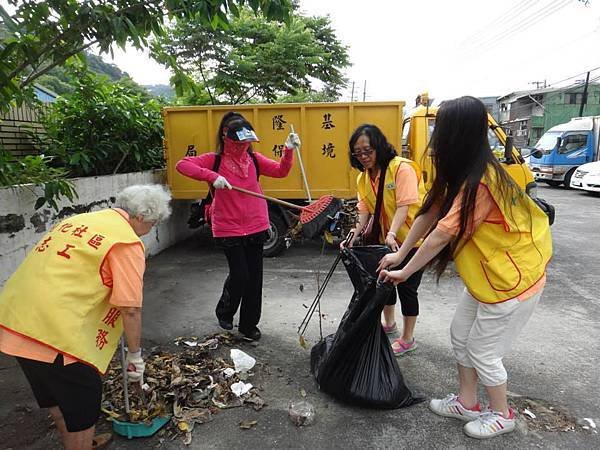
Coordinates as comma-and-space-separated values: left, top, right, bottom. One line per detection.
0, 0, 292, 209
153, 8, 349, 104
37, 68, 165, 178
0, 0, 292, 111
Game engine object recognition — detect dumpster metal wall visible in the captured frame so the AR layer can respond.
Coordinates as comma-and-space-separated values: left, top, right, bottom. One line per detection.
163, 102, 405, 200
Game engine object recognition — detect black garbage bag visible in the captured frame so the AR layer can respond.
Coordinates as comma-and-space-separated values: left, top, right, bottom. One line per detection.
310, 246, 422, 409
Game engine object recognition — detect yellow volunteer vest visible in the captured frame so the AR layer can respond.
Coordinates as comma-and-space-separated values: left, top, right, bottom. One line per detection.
453, 170, 552, 303
357, 156, 425, 244
0, 209, 143, 373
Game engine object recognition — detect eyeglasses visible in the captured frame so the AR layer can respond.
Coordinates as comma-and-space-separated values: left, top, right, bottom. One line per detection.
351, 147, 374, 158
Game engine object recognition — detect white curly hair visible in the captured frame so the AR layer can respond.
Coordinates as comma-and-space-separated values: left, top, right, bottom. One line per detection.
115, 184, 172, 222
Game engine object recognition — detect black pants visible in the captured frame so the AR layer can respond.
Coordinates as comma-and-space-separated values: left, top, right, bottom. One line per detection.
386, 247, 424, 317
17, 354, 102, 432
215, 232, 266, 333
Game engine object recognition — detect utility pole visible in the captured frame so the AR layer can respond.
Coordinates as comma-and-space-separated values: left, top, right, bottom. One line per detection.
529, 80, 547, 89
362, 80, 367, 101
350, 81, 355, 102
579, 71, 590, 117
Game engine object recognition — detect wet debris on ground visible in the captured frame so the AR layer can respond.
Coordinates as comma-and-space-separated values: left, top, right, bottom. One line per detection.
288, 400, 315, 427
509, 395, 593, 433
101, 333, 267, 445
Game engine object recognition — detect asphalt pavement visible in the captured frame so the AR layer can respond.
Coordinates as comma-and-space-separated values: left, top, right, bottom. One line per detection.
1, 185, 599, 449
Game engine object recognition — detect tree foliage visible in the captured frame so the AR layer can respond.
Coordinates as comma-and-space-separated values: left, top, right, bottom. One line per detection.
0, 0, 292, 210
36, 68, 165, 178
33, 52, 130, 96
153, 8, 349, 104
0, 0, 292, 111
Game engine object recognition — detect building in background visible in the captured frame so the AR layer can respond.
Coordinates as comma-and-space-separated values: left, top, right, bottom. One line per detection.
497, 83, 600, 148
478, 96, 500, 121
0, 85, 57, 157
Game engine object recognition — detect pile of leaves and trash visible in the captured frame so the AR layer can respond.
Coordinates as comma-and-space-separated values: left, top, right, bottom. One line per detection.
509, 395, 593, 434
101, 333, 266, 445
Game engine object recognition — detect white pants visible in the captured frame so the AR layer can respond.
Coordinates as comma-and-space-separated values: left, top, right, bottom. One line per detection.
450, 288, 542, 386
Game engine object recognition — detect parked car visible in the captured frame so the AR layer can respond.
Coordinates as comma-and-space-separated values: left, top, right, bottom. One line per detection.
570, 160, 600, 193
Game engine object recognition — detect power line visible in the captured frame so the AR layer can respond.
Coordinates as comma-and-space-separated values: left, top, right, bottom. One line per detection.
547, 65, 600, 87
458, 0, 540, 47
461, 0, 564, 52
469, 0, 573, 53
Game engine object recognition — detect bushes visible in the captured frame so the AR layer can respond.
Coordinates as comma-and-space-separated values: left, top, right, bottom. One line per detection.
0, 148, 77, 209
0, 69, 165, 210
38, 70, 165, 177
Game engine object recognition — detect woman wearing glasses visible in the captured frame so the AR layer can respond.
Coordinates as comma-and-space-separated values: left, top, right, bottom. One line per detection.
341, 124, 425, 356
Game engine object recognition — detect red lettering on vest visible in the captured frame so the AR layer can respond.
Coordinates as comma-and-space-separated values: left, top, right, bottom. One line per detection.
102, 308, 121, 328
96, 329, 109, 350
35, 236, 52, 252
87, 234, 105, 250
56, 244, 76, 259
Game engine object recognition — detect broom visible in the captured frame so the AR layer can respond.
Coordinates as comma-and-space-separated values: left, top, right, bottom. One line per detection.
230, 185, 342, 239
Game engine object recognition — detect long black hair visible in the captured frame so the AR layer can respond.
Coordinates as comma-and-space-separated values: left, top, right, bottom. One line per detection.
420, 96, 517, 279
348, 124, 397, 171
215, 111, 255, 154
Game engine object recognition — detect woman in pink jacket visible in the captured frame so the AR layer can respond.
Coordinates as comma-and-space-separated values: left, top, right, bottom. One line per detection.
176, 112, 299, 340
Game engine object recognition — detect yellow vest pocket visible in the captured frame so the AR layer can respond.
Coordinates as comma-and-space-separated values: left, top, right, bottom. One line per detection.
480, 251, 522, 292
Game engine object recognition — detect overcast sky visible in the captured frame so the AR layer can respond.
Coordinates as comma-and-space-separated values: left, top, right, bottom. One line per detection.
107, 0, 600, 102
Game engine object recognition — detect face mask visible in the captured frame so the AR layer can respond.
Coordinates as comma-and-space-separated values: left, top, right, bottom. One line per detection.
224, 137, 251, 154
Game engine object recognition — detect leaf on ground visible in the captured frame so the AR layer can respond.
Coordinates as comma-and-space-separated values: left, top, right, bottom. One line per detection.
299, 335, 308, 349
239, 419, 257, 429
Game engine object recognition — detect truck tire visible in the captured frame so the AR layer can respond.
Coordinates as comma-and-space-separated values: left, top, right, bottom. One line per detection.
563, 168, 576, 189
263, 211, 288, 258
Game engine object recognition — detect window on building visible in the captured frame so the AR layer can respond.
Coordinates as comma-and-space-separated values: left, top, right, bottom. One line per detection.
565, 93, 584, 104
558, 133, 588, 154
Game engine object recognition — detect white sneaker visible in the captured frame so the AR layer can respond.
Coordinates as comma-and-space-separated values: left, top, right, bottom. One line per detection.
429, 394, 481, 421
463, 409, 516, 439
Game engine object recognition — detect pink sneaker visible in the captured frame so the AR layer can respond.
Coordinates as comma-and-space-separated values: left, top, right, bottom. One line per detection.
392, 337, 417, 356
382, 322, 397, 334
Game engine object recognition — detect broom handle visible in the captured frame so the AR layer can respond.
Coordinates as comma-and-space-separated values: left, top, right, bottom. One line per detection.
120, 336, 130, 414
230, 185, 305, 211
290, 124, 312, 202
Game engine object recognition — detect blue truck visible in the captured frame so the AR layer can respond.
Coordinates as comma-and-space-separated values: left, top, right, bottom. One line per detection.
528, 116, 600, 187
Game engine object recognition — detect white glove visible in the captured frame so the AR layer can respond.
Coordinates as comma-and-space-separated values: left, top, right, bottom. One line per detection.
125, 349, 145, 383
285, 132, 301, 150
213, 175, 232, 190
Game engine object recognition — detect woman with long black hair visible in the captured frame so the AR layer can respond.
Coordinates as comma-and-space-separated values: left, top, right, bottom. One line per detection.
342, 124, 425, 355
378, 96, 552, 439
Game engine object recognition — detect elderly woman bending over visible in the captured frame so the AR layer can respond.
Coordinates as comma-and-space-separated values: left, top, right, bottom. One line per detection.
0, 184, 171, 450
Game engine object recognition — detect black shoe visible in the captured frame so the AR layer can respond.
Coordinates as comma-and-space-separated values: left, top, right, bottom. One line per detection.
218, 318, 233, 330
240, 327, 261, 341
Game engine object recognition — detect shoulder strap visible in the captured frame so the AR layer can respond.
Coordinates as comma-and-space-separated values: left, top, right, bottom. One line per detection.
372, 162, 388, 225
213, 153, 222, 173
248, 150, 260, 180
364, 162, 388, 244
207, 153, 221, 200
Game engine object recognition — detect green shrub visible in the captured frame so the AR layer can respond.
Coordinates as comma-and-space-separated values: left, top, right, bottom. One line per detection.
38, 70, 165, 177
0, 149, 77, 210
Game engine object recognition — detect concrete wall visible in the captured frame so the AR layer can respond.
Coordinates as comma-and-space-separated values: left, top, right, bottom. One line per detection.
0, 169, 194, 286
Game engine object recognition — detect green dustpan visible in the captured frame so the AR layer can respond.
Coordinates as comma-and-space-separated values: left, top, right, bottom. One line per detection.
112, 416, 171, 439
114, 337, 171, 439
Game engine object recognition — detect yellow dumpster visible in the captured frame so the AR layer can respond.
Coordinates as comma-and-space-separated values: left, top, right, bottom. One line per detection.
162, 102, 405, 201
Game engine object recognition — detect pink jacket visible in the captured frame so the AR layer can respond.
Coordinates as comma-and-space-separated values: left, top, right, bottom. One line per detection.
176, 149, 294, 237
